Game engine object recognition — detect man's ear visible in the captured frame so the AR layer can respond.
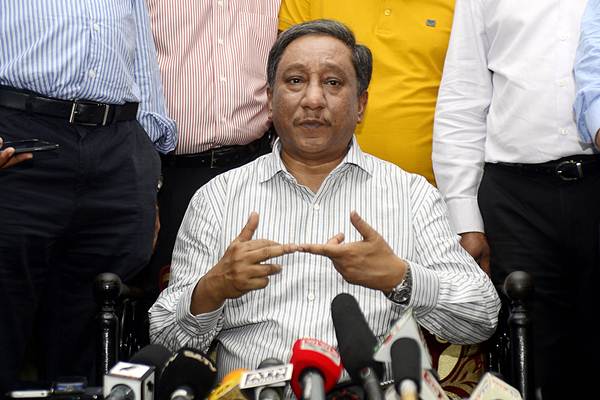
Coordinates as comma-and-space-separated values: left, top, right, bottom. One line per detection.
267, 86, 273, 121
357, 91, 368, 123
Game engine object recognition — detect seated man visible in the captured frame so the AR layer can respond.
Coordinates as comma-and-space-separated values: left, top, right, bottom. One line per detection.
149, 19, 501, 384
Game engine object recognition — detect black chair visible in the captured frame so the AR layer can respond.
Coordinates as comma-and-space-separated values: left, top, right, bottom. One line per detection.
93, 270, 535, 399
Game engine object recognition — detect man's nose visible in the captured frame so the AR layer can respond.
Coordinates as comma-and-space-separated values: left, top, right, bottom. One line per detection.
300, 81, 326, 109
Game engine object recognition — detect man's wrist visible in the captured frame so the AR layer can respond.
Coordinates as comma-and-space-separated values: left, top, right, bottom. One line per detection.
191, 275, 225, 315
386, 263, 413, 305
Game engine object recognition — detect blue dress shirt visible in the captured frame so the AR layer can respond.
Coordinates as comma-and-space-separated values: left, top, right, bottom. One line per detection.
0, 0, 176, 153
574, 0, 600, 146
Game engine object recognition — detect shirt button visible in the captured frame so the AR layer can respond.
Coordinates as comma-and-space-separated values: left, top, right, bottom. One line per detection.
313, 203, 320, 211
88, 69, 96, 78
93, 23, 100, 32
559, 34, 568, 41
557, 79, 567, 87
217, 0, 223, 6
560, 128, 569, 135
217, 38, 224, 45
220, 76, 227, 83
307, 292, 315, 301
384, 9, 392, 16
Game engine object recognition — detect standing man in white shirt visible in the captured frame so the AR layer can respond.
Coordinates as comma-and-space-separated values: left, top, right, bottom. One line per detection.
433, 1, 599, 399
142, 1, 279, 295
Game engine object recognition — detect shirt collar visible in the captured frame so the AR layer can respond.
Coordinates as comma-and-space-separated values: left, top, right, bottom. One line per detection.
258, 135, 374, 183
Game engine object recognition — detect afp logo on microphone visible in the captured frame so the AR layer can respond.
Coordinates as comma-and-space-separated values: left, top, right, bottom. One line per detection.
239, 364, 294, 389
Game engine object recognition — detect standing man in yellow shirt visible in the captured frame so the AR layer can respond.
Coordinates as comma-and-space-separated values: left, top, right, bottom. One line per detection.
278, 3, 488, 398
278, 1, 454, 184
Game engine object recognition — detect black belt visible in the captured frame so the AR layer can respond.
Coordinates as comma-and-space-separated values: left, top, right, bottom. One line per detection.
0, 85, 138, 127
161, 132, 273, 169
490, 154, 600, 181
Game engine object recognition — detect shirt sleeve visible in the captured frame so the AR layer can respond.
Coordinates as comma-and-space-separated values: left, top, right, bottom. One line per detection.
132, 0, 177, 154
574, 0, 600, 146
149, 185, 226, 352
278, 0, 311, 31
432, 0, 491, 234
405, 175, 501, 344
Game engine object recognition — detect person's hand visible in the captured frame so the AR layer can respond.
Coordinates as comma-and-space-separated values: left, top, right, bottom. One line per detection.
191, 212, 299, 314
0, 138, 32, 169
299, 211, 407, 293
595, 128, 600, 148
459, 232, 490, 275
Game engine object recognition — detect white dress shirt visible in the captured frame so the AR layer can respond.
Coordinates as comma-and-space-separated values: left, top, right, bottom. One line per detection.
149, 137, 501, 382
433, 0, 595, 234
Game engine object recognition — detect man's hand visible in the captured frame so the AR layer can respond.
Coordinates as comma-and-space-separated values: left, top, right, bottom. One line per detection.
459, 232, 490, 275
0, 138, 32, 169
191, 212, 298, 314
595, 128, 600, 148
299, 211, 407, 293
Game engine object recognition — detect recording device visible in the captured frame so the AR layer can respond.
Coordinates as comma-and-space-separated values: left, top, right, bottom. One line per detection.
158, 347, 218, 400
469, 373, 522, 400
390, 338, 421, 400
207, 369, 249, 400
6, 382, 53, 399
330, 293, 384, 400
289, 338, 343, 400
104, 344, 172, 400
0, 139, 59, 154
239, 358, 292, 400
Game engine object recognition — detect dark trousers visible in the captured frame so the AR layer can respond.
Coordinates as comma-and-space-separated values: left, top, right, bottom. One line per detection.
478, 162, 600, 400
0, 107, 160, 393
144, 133, 272, 296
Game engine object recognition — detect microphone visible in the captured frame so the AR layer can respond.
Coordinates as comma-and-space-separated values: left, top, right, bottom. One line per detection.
391, 338, 421, 400
331, 293, 384, 400
104, 344, 172, 400
469, 372, 523, 400
289, 338, 343, 400
238, 358, 292, 400
158, 347, 218, 400
208, 369, 250, 400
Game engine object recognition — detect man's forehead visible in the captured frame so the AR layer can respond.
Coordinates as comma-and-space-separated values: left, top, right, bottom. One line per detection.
279, 34, 354, 68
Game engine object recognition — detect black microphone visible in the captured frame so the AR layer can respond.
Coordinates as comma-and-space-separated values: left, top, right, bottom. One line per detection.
104, 344, 172, 400
330, 293, 384, 400
158, 346, 218, 400
391, 338, 421, 400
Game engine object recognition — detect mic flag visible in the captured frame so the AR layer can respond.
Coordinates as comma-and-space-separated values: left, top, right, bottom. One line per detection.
290, 338, 343, 400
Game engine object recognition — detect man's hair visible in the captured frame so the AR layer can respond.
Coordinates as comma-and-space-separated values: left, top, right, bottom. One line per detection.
267, 19, 373, 96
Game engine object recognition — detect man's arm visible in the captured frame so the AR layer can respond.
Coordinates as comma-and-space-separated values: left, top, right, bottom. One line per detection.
432, 0, 492, 264
132, 0, 177, 154
574, 0, 600, 149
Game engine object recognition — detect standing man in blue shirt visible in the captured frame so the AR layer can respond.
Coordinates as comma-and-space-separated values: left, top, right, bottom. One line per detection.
0, 1, 176, 392
575, 0, 600, 150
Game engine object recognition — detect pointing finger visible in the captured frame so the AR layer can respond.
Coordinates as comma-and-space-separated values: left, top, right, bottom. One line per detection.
350, 211, 377, 240
237, 212, 259, 242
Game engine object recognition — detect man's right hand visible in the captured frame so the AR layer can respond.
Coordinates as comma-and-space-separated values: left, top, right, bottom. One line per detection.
459, 232, 490, 275
191, 212, 298, 314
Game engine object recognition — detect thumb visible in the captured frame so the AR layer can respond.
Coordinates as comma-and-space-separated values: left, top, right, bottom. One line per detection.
237, 212, 259, 242
350, 211, 376, 240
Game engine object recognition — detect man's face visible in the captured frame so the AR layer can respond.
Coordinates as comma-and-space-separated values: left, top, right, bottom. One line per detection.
268, 34, 368, 163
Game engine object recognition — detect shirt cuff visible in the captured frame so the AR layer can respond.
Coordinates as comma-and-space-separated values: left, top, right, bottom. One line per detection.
444, 197, 485, 234
406, 264, 440, 314
584, 100, 600, 145
138, 111, 177, 154
175, 284, 224, 337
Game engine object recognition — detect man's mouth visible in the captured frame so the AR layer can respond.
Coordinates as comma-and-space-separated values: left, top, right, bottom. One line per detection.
297, 118, 328, 128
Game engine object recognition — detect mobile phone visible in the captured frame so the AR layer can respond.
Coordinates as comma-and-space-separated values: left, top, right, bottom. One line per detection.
6, 382, 53, 399
0, 139, 60, 154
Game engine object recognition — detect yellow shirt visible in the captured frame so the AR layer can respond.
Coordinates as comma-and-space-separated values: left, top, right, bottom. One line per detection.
279, 0, 455, 184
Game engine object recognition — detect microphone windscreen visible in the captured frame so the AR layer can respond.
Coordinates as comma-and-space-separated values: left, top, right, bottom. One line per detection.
128, 344, 172, 386
158, 347, 218, 400
391, 337, 421, 392
208, 369, 249, 400
258, 358, 284, 369
331, 293, 384, 381
289, 338, 343, 398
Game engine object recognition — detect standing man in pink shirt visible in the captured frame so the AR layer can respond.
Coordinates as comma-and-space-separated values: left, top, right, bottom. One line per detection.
144, 1, 280, 293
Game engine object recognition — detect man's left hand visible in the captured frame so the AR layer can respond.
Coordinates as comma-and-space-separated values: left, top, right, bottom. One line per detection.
299, 211, 407, 293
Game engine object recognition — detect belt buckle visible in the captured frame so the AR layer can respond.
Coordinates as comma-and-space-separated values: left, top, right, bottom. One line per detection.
69, 101, 111, 126
555, 160, 583, 181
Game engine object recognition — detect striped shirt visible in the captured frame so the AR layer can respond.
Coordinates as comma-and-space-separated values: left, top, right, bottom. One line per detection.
0, 0, 176, 153
145, 0, 280, 155
149, 137, 501, 382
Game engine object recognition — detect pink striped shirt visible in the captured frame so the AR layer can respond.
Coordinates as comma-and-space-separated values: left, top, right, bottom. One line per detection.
146, 0, 280, 155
